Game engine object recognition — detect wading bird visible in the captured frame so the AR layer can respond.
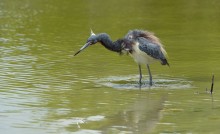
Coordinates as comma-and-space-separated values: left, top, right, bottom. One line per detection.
74, 29, 169, 87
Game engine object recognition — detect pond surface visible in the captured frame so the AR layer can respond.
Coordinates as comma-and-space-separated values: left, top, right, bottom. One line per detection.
1, 0, 220, 134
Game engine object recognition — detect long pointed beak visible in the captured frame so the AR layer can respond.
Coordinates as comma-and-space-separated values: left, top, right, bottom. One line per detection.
74, 42, 91, 56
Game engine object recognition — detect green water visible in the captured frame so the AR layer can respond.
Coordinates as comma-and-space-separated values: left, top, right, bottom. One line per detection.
1, 0, 220, 133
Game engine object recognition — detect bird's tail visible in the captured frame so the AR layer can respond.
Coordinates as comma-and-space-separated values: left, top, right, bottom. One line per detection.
161, 58, 170, 67
160, 47, 169, 67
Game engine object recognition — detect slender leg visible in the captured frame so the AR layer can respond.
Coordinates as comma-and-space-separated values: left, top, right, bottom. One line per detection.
147, 64, 152, 86
138, 64, 142, 87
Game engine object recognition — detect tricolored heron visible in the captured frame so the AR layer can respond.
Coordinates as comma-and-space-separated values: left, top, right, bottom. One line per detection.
74, 29, 169, 87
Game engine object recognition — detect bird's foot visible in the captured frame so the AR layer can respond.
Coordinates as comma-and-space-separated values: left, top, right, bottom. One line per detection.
149, 82, 153, 86
147, 79, 153, 86
138, 81, 142, 89
149, 77, 153, 86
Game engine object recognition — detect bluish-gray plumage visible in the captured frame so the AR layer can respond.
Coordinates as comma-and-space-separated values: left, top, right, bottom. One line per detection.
74, 29, 169, 86
138, 37, 162, 59
123, 29, 169, 66
138, 37, 169, 65
96, 33, 124, 53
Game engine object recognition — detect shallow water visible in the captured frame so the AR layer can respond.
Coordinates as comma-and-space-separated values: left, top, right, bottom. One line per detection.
95, 75, 193, 90
1, 0, 220, 134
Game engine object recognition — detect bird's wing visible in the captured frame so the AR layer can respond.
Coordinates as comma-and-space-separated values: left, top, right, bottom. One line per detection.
138, 37, 167, 60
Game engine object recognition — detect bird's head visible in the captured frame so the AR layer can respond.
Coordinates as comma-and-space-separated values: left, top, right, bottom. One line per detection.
74, 29, 98, 56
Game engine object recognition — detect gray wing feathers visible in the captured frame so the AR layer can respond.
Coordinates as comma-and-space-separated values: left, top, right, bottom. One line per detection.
138, 37, 168, 65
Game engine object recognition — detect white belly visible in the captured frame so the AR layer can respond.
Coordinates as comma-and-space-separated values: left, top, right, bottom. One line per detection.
130, 43, 156, 65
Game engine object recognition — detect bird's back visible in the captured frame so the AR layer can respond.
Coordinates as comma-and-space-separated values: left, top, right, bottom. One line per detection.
123, 30, 169, 66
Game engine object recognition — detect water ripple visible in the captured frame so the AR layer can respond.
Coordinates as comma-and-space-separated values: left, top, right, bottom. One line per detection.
95, 75, 193, 90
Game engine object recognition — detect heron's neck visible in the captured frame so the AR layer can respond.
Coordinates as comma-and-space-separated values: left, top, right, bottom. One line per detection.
97, 33, 123, 53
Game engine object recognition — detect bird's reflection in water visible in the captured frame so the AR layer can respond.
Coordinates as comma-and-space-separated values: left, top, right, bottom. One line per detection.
103, 95, 166, 133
